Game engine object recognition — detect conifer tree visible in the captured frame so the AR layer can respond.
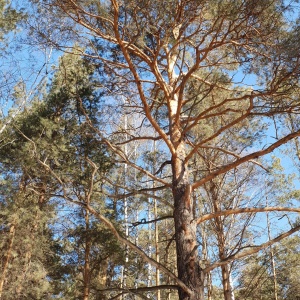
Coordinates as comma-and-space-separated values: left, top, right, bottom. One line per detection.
0, 49, 121, 299
7, 0, 300, 299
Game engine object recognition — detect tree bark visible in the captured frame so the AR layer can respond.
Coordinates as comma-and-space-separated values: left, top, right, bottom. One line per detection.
173, 164, 204, 300
208, 180, 234, 300
171, 120, 204, 299
0, 224, 15, 299
221, 263, 234, 300
266, 204, 278, 300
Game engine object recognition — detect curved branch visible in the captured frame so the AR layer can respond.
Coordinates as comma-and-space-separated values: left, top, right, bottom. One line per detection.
96, 284, 178, 293
197, 207, 300, 224
103, 285, 178, 300
204, 223, 300, 272
85, 203, 192, 296
110, 0, 175, 155
35, 152, 192, 296
192, 129, 300, 189
131, 215, 173, 227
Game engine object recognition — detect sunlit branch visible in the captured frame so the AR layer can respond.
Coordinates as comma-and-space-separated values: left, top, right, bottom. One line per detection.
205, 224, 300, 272
192, 129, 300, 189
197, 206, 300, 224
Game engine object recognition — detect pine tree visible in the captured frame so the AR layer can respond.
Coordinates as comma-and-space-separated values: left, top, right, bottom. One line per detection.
7, 0, 300, 299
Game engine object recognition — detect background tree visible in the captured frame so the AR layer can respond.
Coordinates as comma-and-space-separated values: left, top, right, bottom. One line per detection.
235, 235, 300, 300
2, 0, 300, 299
0, 49, 124, 299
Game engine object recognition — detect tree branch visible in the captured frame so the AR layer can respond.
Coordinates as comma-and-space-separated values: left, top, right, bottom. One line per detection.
204, 224, 300, 272
197, 207, 300, 224
192, 129, 300, 189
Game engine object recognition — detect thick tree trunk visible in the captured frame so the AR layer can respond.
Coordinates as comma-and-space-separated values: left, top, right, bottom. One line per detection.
172, 164, 204, 299
166, 32, 205, 296
171, 139, 204, 299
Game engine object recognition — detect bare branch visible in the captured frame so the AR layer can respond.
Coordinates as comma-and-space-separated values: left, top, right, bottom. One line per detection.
131, 215, 173, 227
204, 224, 300, 272
192, 129, 300, 189
197, 207, 300, 224
85, 203, 192, 295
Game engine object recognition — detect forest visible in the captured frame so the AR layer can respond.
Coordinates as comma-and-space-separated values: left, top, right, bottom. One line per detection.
1, 0, 300, 299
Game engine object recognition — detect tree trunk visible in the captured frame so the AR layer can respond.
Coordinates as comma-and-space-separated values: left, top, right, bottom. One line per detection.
154, 197, 161, 300
0, 224, 15, 299
208, 180, 234, 300
221, 264, 234, 300
171, 136, 204, 299
16, 181, 47, 298
266, 204, 278, 300
173, 173, 204, 299
83, 209, 91, 300
201, 225, 212, 300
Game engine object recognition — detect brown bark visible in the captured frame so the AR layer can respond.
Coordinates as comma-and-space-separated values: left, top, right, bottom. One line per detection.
197, 206, 300, 224
173, 176, 203, 300
171, 125, 204, 299
220, 263, 233, 300
0, 224, 15, 299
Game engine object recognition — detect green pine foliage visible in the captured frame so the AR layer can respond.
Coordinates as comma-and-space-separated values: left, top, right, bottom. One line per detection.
0, 49, 121, 299
0, 0, 24, 41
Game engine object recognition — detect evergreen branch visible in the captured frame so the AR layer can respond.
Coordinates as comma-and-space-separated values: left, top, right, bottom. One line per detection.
31, 153, 192, 296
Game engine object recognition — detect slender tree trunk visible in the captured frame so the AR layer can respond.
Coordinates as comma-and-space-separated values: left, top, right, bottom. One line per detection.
16, 181, 47, 298
266, 200, 278, 300
152, 140, 160, 300
83, 209, 91, 300
147, 189, 153, 289
206, 272, 212, 300
208, 181, 234, 300
154, 197, 161, 300
201, 225, 212, 300
0, 224, 15, 299
221, 263, 234, 300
